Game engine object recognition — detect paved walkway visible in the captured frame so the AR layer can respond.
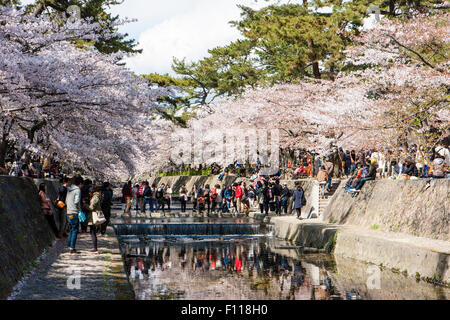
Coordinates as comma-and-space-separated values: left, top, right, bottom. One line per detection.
10, 227, 134, 300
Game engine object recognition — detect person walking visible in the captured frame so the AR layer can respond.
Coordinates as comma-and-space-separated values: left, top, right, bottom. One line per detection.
179, 184, 188, 213
87, 186, 102, 254
292, 184, 306, 220
224, 185, 233, 214
39, 183, 62, 239
273, 179, 283, 215
259, 181, 271, 216
100, 181, 113, 236
150, 184, 157, 212
80, 179, 92, 233
234, 182, 243, 215
197, 185, 205, 216
122, 181, 132, 216
214, 184, 222, 215
141, 181, 152, 216
165, 184, 173, 212
281, 183, 290, 215
132, 183, 139, 212
137, 181, 145, 213
56, 177, 70, 237
65, 176, 83, 253
156, 183, 166, 215
190, 185, 198, 213
203, 184, 211, 216
324, 157, 334, 192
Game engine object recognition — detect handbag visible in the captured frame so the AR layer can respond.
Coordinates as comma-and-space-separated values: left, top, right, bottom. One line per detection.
78, 210, 86, 223
55, 200, 66, 209
92, 210, 106, 225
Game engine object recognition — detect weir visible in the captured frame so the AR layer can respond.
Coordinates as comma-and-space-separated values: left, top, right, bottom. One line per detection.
114, 223, 261, 236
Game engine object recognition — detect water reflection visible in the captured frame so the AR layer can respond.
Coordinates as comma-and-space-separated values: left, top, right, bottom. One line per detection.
120, 237, 344, 300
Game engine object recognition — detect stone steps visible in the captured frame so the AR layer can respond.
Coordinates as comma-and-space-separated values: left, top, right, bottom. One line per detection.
318, 182, 340, 218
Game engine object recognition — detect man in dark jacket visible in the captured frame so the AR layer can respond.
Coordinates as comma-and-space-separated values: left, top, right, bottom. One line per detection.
292, 184, 306, 219
272, 179, 283, 215
57, 177, 70, 237
402, 157, 419, 177
281, 183, 291, 214
100, 182, 113, 236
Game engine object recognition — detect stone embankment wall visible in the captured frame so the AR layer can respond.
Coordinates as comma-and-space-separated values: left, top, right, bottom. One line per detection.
0, 177, 58, 299
323, 179, 449, 241
146, 175, 319, 218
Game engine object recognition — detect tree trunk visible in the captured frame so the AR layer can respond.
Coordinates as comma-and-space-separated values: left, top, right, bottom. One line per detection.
312, 62, 321, 79
389, 0, 395, 16
307, 39, 321, 79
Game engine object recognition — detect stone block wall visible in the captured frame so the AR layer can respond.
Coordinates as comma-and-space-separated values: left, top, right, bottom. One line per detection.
0, 177, 56, 299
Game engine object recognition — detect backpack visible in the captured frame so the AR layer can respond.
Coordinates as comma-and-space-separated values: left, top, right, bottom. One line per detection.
143, 186, 152, 197
301, 192, 307, 206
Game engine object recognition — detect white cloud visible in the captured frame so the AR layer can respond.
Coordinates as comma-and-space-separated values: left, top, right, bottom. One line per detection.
19, 0, 283, 75
120, 0, 270, 75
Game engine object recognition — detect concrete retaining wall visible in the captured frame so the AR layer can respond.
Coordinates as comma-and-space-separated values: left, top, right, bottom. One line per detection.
0, 177, 57, 299
323, 179, 449, 241
272, 179, 450, 284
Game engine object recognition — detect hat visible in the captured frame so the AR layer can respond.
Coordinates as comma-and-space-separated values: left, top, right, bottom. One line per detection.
283, 182, 287, 185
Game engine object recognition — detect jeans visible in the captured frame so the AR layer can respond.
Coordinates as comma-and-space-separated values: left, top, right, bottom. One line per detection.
67, 213, 79, 250
274, 196, 281, 215
355, 177, 372, 190
142, 197, 153, 213
90, 225, 97, 251
157, 198, 165, 211
259, 202, 269, 215
295, 208, 302, 218
281, 198, 288, 214
180, 198, 187, 212
325, 174, 332, 190
100, 207, 111, 235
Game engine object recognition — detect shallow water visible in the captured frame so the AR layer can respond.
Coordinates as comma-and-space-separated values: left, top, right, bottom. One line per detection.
117, 235, 449, 300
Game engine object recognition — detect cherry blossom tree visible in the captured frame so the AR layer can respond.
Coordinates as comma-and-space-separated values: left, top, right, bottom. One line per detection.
178, 11, 449, 167
0, 5, 174, 179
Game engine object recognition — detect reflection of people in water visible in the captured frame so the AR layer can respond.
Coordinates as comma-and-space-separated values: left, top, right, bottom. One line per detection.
123, 239, 341, 300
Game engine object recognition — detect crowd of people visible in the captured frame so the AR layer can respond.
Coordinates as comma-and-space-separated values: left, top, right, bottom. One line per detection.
38, 175, 113, 254
1, 151, 70, 178
121, 177, 307, 220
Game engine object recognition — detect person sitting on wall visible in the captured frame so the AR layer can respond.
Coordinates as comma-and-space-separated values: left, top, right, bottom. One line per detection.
317, 166, 329, 184
400, 156, 419, 180
343, 163, 362, 189
350, 161, 378, 191
429, 154, 446, 179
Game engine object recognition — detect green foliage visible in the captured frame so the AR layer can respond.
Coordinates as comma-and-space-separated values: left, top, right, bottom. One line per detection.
158, 169, 212, 177
143, 73, 196, 127
25, 0, 141, 55
172, 39, 264, 105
